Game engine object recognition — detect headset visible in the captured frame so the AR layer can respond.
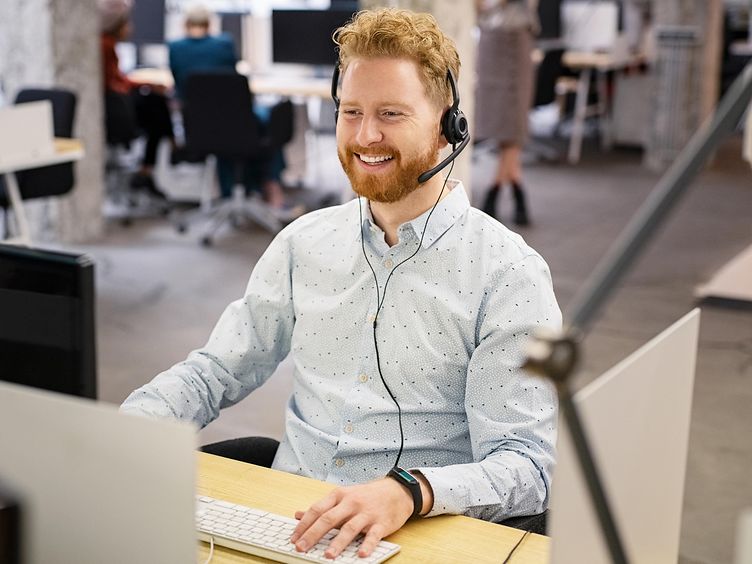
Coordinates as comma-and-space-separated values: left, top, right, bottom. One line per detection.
331, 65, 470, 184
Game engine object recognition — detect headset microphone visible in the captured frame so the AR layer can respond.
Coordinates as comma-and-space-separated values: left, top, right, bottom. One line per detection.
416, 134, 469, 184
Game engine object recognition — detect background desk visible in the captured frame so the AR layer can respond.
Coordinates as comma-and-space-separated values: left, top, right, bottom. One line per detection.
128, 68, 331, 100
197, 453, 550, 564
0, 138, 84, 245
562, 52, 646, 164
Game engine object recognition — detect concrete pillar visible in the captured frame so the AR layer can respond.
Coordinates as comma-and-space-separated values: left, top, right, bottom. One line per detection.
646, 0, 723, 170
359, 0, 476, 196
0, 0, 104, 243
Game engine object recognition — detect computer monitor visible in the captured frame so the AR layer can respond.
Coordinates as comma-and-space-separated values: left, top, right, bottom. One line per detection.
0, 244, 97, 399
271, 8, 356, 67
129, 0, 166, 46
562, 0, 621, 52
549, 308, 700, 563
0, 381, 197, 563
538, 0, 562, 40
219, 11, 244, 59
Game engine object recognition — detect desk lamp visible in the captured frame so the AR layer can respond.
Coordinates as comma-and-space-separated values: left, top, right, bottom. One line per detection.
524, 62, 752, 563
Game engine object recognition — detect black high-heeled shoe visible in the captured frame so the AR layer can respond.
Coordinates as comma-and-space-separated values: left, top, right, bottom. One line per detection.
511, 182, 530, 226
482, 183, 501, 218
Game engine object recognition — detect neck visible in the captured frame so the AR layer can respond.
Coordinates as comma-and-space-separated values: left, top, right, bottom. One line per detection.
368, 175, 449, 247
187, 27, 209, 38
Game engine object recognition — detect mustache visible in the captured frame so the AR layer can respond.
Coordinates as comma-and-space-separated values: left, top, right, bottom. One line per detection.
345, 144, 401, 159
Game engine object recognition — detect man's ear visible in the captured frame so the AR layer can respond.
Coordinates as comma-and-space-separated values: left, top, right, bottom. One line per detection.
437, 108, 449, 149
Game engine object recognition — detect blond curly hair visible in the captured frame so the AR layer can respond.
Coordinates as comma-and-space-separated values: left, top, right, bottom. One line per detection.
333, 8, 460, 109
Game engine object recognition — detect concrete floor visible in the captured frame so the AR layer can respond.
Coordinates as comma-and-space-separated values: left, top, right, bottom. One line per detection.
75, 134, 752, 564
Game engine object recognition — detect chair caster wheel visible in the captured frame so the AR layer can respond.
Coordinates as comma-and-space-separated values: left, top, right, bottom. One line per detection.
201, 236, 212, 247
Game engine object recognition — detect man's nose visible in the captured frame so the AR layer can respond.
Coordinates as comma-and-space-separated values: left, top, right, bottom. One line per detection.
355, 115, 383, 146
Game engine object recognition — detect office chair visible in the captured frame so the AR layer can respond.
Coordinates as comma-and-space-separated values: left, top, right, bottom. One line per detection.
526, 47, 565, 163
176, 72, 294, 246
103, 90, 170, 226
0, 88, 77, 240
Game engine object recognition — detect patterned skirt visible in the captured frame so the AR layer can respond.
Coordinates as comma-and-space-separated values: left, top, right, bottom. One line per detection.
474, 26, 535, 145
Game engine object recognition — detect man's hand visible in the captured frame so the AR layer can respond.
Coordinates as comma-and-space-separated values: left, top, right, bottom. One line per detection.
290, 477, 416, 559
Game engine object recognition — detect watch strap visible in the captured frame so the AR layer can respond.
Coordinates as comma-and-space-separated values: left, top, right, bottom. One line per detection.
387, 466, 423, 518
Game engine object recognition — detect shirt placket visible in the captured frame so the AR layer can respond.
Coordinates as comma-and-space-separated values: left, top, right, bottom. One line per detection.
327, 225, 417, 479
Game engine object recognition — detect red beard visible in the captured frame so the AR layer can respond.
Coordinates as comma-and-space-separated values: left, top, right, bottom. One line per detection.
338, 140, 439, 203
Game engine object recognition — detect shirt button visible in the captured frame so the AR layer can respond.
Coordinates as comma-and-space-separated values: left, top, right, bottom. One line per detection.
344, 424, 353, 434
359, 373, 369, 383
335, 458, 345, 467
384, 258, 394, 269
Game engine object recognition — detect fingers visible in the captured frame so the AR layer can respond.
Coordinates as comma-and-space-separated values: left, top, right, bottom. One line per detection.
293, 494, 353, 554
324, 514, 371, 559
290, 491, 340, 544
357, 524, 386, 558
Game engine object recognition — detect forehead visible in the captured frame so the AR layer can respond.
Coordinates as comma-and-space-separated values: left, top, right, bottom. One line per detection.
339, 57, 431, 106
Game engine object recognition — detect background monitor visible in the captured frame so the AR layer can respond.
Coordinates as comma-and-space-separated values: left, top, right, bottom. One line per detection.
219, 11, 244, 59
538, 0, 562, 39
549, 309, 700, 563
271, 8, 356, 67
129, 0, 166, 46
562, 0, 622, 52
0, 244, 97, 399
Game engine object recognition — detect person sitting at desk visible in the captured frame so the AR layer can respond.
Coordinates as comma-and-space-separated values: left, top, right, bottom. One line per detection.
122, 8, 560, 560
169, 5, 294, 217
99, 0, 173, 199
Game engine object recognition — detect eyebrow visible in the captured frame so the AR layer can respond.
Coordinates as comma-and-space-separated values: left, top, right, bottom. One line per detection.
339, 100, 415, 112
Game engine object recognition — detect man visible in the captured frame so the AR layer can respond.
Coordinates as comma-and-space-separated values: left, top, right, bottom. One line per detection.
168, 5, 236, 101
122, 8, 560, 560
168, 5, 292, 212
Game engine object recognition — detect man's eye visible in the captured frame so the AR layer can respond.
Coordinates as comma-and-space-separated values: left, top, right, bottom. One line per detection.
343, 109, 361, 116
383, 111, 402, 118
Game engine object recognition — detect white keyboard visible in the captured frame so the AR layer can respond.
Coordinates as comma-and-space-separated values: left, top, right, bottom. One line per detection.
196, 495, 401, 563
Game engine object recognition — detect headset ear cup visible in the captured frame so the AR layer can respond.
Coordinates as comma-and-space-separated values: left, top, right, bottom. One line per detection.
441, 108, 468, 146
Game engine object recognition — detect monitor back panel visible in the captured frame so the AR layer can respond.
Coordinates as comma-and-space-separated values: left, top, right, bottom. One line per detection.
0, 102, 54, 169
549, 309, 700, 564
0, 382, 197, 564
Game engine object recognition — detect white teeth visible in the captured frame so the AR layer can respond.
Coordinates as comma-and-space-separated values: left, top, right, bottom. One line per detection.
358, 154, 393, 164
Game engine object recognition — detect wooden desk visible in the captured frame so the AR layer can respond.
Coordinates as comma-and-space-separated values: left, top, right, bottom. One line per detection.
128, 67, 331, 100
197, 453, 550, 563
0, 138, 84, 246
561, 52, 646, 164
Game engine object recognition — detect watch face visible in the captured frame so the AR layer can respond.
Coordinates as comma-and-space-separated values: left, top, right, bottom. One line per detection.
392, 467, 417, 485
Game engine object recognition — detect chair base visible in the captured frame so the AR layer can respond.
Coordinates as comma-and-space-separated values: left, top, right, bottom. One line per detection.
175, 185, 282, 246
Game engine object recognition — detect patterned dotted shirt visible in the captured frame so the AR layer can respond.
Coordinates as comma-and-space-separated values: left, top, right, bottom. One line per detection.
121, 180, 561, 521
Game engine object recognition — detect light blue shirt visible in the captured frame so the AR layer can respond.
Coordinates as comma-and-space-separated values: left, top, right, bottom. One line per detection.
121, 181, 561, 521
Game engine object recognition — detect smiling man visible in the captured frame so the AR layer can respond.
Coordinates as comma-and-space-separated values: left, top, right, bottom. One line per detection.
121, 8, 561, 560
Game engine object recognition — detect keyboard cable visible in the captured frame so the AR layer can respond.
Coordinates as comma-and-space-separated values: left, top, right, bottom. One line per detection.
502, 529, 531, 564
201, 534, 215, 564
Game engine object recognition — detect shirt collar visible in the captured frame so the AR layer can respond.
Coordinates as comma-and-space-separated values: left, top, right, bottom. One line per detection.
357, 179, 470, 249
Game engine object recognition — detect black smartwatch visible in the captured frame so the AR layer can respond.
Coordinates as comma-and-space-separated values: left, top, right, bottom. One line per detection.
386, 466, 423, 518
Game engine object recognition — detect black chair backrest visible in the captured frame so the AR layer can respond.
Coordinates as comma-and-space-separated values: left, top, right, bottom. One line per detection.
0, 88, 78, 207
533, 48, 565, 108
268, 99, 294, 149
183, 71, 262, 159
104, 90, 139, 147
